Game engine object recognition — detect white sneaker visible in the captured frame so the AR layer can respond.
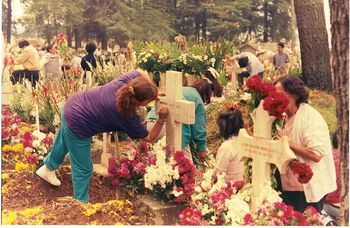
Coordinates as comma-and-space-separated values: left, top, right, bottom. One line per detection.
36, 164, 61, 186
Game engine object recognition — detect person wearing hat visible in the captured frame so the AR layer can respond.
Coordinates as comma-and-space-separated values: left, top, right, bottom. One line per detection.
232, 52, 264, 88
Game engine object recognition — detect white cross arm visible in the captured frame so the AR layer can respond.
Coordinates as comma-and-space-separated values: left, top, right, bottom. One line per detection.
232, 129, 297, 174
159, 97, 195, 125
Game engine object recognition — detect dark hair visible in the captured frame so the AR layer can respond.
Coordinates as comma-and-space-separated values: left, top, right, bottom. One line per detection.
274, 75, 309, 105
277, 42, 285, 48
85, 42, 97, 54
238, 56, 248, 68
46, 44, 54, 52
18, 40, 30, 48
116, 74, 158, 118
204, 69, 223, 97
217, 107, 244, 139
191, 79, 214, 104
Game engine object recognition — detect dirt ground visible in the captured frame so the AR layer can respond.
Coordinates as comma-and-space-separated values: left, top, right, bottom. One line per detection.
1, 145, 155, 225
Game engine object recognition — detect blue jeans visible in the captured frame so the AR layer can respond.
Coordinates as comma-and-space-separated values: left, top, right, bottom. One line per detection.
44, 113, 92, 203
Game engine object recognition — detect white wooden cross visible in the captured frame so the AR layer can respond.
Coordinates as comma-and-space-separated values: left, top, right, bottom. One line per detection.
159, 71, 195, 151
231, 100, 297, 211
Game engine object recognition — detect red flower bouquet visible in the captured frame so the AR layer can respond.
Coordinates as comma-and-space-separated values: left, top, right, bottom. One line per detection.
263, 90, 289, 119
108, 141, 156, 193
290, 160, 313, 184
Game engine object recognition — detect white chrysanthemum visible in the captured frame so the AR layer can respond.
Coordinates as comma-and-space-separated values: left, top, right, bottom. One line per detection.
225, 195, 250, 225
38, 146, 47, 155
256, 181, 282, 206
208, 173, 227, 195
33, 130, 46, 141
32, 140, 41, 148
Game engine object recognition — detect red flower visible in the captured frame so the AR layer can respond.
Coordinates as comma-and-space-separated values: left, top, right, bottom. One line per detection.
26, 154, 38, 165
243, 214, 254, 225
260, 82, 276, 96
174, 151, 185, 163
108, 157, 118, 176
21, 131, 33, 148
2, 129, 9, 140
246, 75, 263, 92
290, 211, 309, 226
263, 90, 289, 118
290, 161, 313, 184
179, 207, 201, 225
232, 180, 245, 191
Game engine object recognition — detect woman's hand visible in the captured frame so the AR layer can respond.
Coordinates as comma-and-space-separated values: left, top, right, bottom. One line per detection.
156, 106, 169, 120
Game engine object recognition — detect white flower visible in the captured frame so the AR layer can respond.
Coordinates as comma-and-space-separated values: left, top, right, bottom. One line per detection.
38, 146, 48, 155
24, 147, 33, 153
33, 130, 46, 142
256, 180, 282, 206
32, 140, 41, 148
240, 92, 252, 101
225, 195, 250, 225
171, 188, 183, 197
201, 204, 212, 215
203, 55, 208, 61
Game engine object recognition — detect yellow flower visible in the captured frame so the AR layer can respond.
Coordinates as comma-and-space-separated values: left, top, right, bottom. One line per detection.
11, 143, 24, 153
15, 162, 30, 171
2, 173, 9, 180
2, 145, 11, 152
2, 210, 17, 224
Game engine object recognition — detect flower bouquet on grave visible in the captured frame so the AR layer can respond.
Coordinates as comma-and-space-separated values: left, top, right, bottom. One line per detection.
179, 169, 284, 225
108, 141, 156, 194
21, 130, 55, 169
143, 138, 196, 203
2, 107, 22, 146
243, 202, 323, 225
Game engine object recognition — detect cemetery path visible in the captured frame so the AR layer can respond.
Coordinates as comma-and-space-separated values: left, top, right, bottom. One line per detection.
1, 147, 155, 225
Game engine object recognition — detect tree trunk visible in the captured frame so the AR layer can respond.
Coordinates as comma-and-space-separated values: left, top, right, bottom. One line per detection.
101, 35, 108, 50
74, 28, 80, 49
329, 0, 349, 225
202, 9, 207, 41
6, 0, 11, 43
290, 0, 297, 52
263, 1, 269, 42
294, 0, 333, 91
66, 27, 72, 47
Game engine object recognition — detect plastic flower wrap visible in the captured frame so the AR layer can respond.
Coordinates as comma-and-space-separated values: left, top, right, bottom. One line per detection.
108, 141, 156, 193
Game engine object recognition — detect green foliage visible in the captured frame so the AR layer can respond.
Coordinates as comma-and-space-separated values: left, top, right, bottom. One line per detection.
9, 84, 34, 123
90, 61, 122, 86
19, 0, 292, 46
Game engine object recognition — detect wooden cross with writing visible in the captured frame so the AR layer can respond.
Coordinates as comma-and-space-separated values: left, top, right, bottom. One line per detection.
232, 101, 297, 211
159, 71, 195, 151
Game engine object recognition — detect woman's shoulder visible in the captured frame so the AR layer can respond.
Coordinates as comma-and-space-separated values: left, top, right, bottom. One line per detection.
183, 87, 203, 103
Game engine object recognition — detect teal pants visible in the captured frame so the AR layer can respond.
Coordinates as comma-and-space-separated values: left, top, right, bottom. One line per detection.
44, 114, 92, 203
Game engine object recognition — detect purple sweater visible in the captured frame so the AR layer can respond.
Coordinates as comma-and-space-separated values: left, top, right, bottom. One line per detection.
64, 71, 148, 139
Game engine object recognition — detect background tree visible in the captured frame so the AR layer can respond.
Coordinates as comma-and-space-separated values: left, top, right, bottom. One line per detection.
2, 0, 12, 43
293, 0, 333, 91
329, 0, 349, 225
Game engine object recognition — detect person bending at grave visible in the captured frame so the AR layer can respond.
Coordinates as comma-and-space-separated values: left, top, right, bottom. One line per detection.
36, 70, 169, 203
273, 75, 336, 213
213, 104, 245, 182
146, 78, 216, 164
232, 52, 264, 88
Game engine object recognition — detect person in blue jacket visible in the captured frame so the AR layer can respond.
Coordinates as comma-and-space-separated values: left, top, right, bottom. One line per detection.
147, 77, 219, 163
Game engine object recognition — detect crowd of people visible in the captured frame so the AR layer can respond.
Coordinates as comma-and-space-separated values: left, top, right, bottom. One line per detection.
4, 39, 338, 218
